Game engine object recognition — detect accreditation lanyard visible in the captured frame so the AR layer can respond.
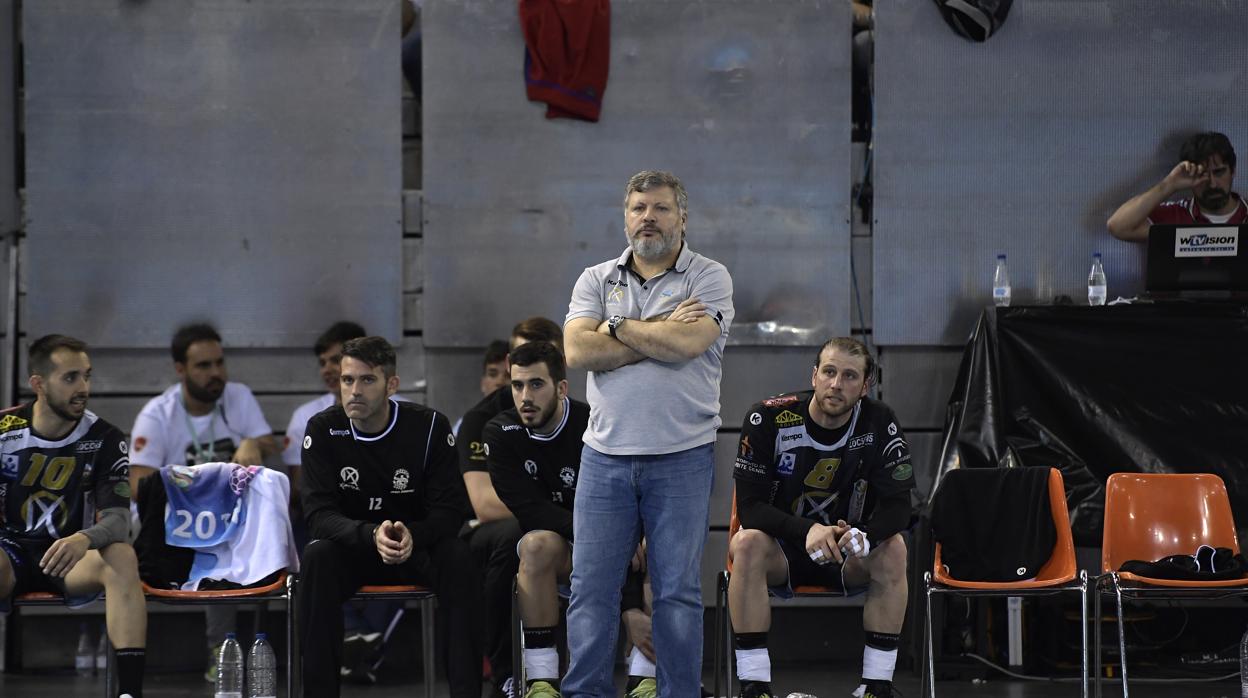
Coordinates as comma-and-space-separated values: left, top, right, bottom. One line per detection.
182, 397, 223, 465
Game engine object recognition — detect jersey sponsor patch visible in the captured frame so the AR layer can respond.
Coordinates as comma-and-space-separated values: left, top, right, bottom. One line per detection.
763, 394, 799, 408
887, 422, 898, 436
848, 433, 874, 450
303, 435, 312, 449
133, 437, 147, 453
559, 466, 577, 489
118, 440, 128, 455
392, 468, 412, 493
339, 466, 360, 490
447, 433, 456, 447
749, 412, 762, 426
734, 457, 768, 478
1, 454, 17, 479
524, 460, 538, 476
891, 462, 913, 481
777, 452, 795, 476
775, 410, 803, 427
0, 414, 28, 434
739, 436, 753, 459
75, 440, 103, 453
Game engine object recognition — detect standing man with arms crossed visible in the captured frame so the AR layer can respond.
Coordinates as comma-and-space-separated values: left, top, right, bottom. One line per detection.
1, 335, 147, 698
563, 170, 734, 697
1107, 131, 1246, 241
729, 338, 913, 698
298, 336, 482, 698
127, 322, 277, 679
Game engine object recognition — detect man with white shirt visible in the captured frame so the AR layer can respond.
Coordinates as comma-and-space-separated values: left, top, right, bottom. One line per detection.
128, 322, 277, 680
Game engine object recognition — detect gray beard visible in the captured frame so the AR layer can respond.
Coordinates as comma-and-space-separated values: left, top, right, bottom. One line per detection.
631, 235, 674, 261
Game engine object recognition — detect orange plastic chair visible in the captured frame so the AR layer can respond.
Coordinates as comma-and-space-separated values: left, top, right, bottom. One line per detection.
923, 467, 1088, 698
349, 584, 437, 698
141, 572, 294, 698
712, 491, 846, 698
1096, 473, 1248, 698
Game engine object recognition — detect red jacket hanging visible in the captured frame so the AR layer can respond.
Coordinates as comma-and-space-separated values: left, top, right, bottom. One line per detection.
519, 0, 610, 122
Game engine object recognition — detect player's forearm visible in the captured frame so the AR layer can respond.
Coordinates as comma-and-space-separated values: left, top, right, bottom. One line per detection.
79, 508, 130, 549
565, 328, 646, 371
470, 488, 514, 523
615, 317, 716, 362
1107, 180, 1173, 241
736, 480, 814, 542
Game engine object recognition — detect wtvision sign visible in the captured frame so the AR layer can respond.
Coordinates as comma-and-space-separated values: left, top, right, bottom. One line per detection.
1175, 227, 1239, 258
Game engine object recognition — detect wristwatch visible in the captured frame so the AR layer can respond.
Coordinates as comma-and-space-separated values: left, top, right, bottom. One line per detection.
607, 314, 626, 338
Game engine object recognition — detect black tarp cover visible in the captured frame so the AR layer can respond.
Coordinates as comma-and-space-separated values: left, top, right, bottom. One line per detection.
937, 304, 1248, 545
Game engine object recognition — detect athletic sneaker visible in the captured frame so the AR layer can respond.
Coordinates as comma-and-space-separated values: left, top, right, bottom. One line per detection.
740, 680, 773, 698
523, 680, 561, 698
861, 681, 893, 698
624, 677, 657, 698
203, 642, 223, 682
341, 631, 382, 684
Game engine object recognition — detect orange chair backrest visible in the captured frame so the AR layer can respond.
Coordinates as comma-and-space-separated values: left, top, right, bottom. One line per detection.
1101, 472, 1240, 574
932, 466, 1077, 586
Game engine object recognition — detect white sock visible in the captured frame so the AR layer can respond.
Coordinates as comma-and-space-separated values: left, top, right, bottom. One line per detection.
862, 646, 897, 682
735, 648, 771, 683
523, 646, 559, 681
628, 646, 656, 678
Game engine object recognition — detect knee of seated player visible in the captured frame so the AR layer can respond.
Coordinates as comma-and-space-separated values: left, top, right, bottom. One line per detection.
99, 542, 141, 587
517, 530, 566, 574
866, 533, 907, 585
728, 529, 774, 574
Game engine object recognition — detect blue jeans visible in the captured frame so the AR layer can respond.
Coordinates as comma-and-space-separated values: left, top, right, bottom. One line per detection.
563, 443, 714, 697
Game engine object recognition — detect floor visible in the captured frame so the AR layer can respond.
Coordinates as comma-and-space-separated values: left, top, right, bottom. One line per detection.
0, 666, 1244, 698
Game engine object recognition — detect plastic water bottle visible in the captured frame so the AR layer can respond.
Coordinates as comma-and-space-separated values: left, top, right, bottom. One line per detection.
75, 622, 94, 676
1239, 625, 1248, 697
992, 254, 1011, 307
786, 693, 819, 698
95, 624, 109, 672
1088, 252, 1107, 306
215, 633, 245, 698
247, 633, 278, 698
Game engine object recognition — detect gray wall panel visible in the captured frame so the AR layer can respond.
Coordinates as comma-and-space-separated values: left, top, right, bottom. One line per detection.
423, 0, 852, 347
23, 0, 403, 348
877, 347, 962, 431
908, 431, 940, 504
0, 0, 15, 235
720, 346, 815, 428
874, 0, 1248, 345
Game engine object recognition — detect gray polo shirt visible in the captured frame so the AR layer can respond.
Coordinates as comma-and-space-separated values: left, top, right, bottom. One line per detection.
566, 243, 734, 455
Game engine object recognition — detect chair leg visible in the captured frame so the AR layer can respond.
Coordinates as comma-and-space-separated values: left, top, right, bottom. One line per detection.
1113, 579, 1128, 698
924, 573, 936, 698
286, 574, 297, 698
421, 596, 436, 698
101, 636, 113, 698
511, 576, 524, 690
1079, 572, 1089, 698
1093, 578, 1102, 698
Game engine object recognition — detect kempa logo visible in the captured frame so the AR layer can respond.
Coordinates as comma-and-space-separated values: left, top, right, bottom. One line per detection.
1175, 227, 1239, 258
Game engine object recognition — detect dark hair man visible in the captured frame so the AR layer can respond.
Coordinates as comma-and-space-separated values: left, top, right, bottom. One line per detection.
729, 338, 913, 698
1108, 131, 1245, 241
1, 335, 146, 698
481, 339, 512, 396
562, 170, 734, 697
298, 336, 482, 698
457, 316, 564, 697
129, 322, 277, 678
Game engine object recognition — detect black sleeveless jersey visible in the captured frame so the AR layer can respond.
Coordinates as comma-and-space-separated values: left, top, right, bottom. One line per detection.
733, 392, 914, 529
484, 397, 590, 541
0, 403, 130, 543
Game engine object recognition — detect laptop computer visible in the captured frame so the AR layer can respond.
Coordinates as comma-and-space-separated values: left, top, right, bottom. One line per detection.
1146, 224, 1248, 297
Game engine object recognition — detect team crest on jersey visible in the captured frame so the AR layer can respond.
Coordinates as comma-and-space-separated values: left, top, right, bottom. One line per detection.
524, 460, 538, 476
774, 410, 803, 427
559, 466, 577, 489
763, 395, 799, 408
1, 454, 18, 479
607, 286, 624, 304
340, 467, 360, 491
0, 414, 28, 434
392, 468, 412, 493
777, 452, 795, 476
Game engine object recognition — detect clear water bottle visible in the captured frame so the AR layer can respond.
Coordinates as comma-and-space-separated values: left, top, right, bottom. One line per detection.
1239, 625, 1248, 697
215, 632, 245, 698
95, 623, 109, 672
992, 254, 1011, 307
1088, 252, 1107, 306
75, 622, 94, 676
247, 633, 278, 698
786, 693, 819, 698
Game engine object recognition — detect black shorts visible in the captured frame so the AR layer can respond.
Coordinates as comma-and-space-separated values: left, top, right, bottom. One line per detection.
0, 535, 100, 610
769, 537, 866, 599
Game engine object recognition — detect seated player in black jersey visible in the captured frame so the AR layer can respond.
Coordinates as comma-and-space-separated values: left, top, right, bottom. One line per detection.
457, 317, 565, 698
298, 336, 482, 698
484, 342, 656, 698
729, 337, 914, 698
0, 335, 146, 698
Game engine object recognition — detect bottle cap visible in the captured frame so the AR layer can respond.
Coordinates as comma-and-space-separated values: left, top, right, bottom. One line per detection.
997, 253, 1007, 259
256, 632, 267, 640
225, 632, 237, 639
